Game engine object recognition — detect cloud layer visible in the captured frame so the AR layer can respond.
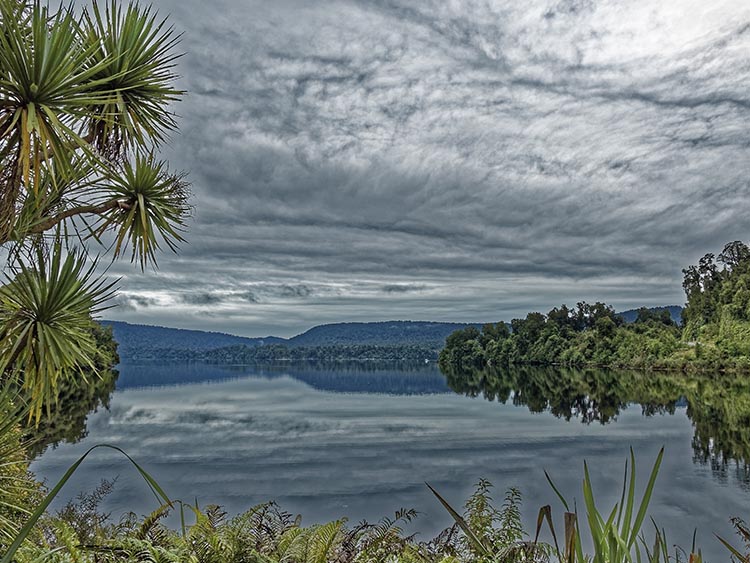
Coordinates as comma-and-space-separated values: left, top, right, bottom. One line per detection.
107, 0, 750, 336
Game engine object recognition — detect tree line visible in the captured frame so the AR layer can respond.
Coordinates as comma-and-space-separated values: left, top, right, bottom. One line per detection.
202, 343, 438, 363
440, 241, 750, 372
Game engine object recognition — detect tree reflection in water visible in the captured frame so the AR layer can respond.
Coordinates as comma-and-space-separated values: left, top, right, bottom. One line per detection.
442, 364, 750, 487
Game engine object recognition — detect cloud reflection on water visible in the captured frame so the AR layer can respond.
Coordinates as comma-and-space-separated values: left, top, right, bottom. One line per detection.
32, 363, 750, 560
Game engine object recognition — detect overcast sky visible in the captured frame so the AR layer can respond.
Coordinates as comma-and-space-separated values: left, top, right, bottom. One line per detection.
105, 0, 750, 337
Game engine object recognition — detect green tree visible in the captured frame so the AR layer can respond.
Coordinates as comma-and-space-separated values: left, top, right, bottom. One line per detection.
0, 0, 189, 418
23, 323, 119, 457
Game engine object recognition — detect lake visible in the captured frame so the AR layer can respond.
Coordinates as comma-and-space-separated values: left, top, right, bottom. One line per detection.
31, 362, 750, 560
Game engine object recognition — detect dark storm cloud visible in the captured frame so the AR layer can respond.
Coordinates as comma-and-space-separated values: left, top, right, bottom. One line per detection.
178, 288, 311, 306
179, 292, 223, 306
277, 284, 314, 298
238, 291, 260, 304
103, 0, 750, 336
382, 284, 427, 294
113, 294, 159, 311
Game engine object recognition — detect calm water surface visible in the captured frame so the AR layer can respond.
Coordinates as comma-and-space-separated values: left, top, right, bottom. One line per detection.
32, 362, 750, 560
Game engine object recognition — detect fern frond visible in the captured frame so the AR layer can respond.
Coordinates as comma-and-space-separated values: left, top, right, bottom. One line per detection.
307, 520, 345, 563
135, 504, 171, 541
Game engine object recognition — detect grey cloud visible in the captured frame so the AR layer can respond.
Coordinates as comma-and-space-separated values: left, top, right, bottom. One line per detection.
382, 284, 427, 293
179, 292, 223, 305
273, 284, 312, 298
244, 285, 315, 301
237, 291, 260, 303
99, 0, 750, 336
114, 294, 159, 311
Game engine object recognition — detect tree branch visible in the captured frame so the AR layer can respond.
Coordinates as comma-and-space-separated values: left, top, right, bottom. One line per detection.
26, 199, 133, 235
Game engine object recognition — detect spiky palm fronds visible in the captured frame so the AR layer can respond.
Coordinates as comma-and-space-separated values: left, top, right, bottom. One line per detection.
0, 244, 115, 420
81, 0, 183, 157
0, 1, 111, 188
0, 0, 188, 424
8, 155, 100, 248
0, 0, 105, 243
97, 153, 189, 268
0, 0, 188, 250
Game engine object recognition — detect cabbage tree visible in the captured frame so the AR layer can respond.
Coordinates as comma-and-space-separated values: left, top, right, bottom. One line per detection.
0, 0, 189, 419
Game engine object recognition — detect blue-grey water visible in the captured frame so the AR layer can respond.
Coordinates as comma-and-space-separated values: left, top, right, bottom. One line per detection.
31, 362, 750, 560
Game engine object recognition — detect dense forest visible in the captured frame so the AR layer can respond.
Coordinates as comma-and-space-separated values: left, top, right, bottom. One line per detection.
112, 343, 438, 363
286, 321, 480, 347
440, 241, 750, 372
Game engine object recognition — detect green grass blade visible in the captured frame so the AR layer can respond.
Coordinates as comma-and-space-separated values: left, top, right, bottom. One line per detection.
582, 461, 603, 542
628, 447, 664, 548
616, 459, 628, 529
0, 444, 170, 563
426, 482, 491, 557
716, 534, 748, 562
621, 449, 636, 546
545, 469, 570, 512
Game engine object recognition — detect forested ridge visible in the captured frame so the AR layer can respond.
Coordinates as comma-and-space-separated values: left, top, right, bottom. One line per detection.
107, 320, 479, 362
440, 241, 750, 372
103, 321, 283, 360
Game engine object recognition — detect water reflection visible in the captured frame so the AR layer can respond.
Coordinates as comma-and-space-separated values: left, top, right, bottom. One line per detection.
442, 364, 750, 486
32, 362, 446, 456
26, 366, 118, 457
35, 361, 750, 492
32, 361, 750, 560
116, 361, 449, 395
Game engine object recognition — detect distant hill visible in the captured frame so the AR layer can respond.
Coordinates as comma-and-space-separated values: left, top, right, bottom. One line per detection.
103, 319, 481, 362
617, 306, 683, 324
102, 321, 284, 361
286, 321, 481, 348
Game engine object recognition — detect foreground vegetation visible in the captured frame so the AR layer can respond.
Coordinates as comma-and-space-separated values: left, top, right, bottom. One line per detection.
440, 241, 750, 373
8, 446, 750, 562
